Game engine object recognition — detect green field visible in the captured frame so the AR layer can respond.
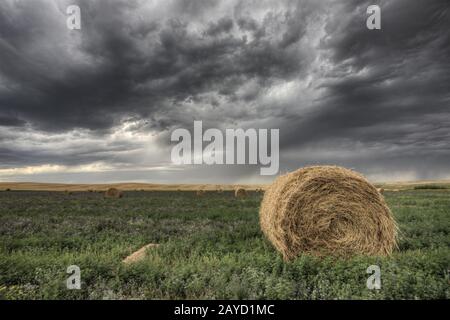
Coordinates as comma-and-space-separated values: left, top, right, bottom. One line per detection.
0, 190, 449, 299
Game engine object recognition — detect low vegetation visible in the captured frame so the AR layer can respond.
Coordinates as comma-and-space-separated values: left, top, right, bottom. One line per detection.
0, 189, 448, 299
414, 185, 447, 190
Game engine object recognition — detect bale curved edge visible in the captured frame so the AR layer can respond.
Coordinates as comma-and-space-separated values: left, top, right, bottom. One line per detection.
259, 166, 398, 260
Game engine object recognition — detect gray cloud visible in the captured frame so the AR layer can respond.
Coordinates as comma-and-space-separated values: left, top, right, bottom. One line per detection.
0, 0, 449, 183
0, 0, 311, 132
280, 0, 450, 156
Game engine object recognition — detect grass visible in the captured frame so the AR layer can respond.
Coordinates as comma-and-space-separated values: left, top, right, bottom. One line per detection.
0, 190, 449, 300
414, 185, 447, 190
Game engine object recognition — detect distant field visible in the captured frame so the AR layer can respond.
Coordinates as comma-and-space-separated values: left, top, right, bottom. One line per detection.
0, 189, 449, 299
0, 182, 267, 192
1, 180, 449, 191
375, 181, 450, 191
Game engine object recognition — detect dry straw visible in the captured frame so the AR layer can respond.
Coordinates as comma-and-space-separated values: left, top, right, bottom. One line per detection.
105, 187, 123, 199
259, 166, 398, 260
235, 188, 247, 198
122, 243, 159, 264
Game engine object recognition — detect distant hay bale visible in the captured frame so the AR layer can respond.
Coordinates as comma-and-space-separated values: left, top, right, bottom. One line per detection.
5, 188, 11, 192
259, 165, 398, 260
105, 187, 123, 199
196, 190, 205, 196
235, 188, 247, 198
377, 188, 385, 194
122, 243, 159, 264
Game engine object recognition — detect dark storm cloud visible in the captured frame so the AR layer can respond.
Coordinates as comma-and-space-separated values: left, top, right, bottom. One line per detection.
205, 17, 234, 37
0, 0, 310, 132
281, 0, 450, 151
0, 129, 147, 169
0, 115, 25, 127
0, 0, 449, 182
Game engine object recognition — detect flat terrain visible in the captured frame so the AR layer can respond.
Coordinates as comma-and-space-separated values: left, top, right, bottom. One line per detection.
0, 189, 449, 299
1, 180, 450, 191
0, 182, 267, 191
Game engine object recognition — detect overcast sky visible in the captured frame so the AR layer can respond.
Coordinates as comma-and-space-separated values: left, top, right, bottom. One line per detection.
0, 0, 449, 184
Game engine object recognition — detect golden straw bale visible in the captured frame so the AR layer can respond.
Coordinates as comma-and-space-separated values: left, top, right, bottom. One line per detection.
235, 188, 247, 198
105, 187, 123, 199
259, 166, 398, 260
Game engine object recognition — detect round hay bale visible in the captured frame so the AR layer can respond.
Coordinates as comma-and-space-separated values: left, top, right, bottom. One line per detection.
105, 187, 123, 199
196, 190, 205, 196
377, 188, 385, 194
259, 166, 397, 260
235, 188, 247, 198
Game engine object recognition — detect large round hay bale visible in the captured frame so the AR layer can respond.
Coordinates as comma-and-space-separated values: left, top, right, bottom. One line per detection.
105, 187, 123, 199
235, 188, 247, 198
196, 190, 205, 196
259, 166, 397, 260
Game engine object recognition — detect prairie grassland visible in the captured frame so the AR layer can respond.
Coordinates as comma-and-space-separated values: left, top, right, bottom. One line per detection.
0, 189, 449, 299
2, 180, 448, 192
0, 182, 267, 192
